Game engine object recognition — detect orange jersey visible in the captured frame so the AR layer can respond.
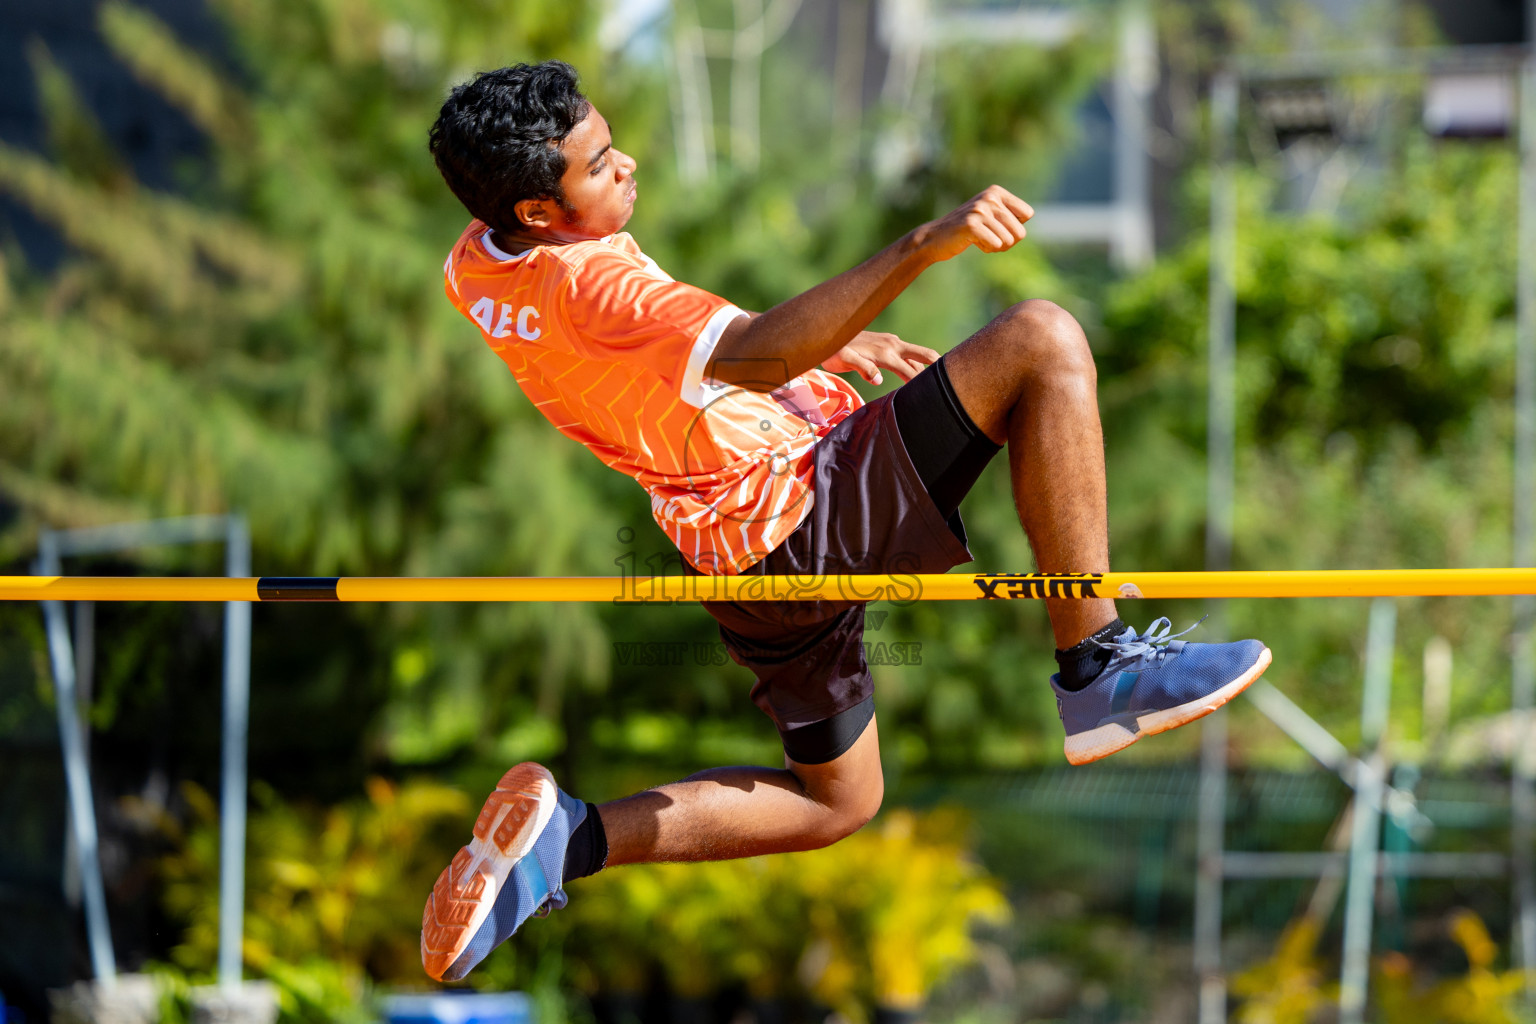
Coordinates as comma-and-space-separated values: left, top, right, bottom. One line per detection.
444, 222, 863, 573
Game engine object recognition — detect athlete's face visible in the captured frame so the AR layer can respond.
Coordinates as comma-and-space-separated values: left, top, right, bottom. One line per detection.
517, 106, 636, 242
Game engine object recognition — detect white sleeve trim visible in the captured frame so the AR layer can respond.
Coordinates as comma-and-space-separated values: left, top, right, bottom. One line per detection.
680, 304, 747, 409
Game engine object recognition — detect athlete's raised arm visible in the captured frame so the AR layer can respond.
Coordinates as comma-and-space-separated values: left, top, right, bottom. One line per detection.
708, 185, 1035, 391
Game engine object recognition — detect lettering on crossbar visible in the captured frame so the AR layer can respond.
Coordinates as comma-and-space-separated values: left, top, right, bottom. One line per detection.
971, 573, 1104, 600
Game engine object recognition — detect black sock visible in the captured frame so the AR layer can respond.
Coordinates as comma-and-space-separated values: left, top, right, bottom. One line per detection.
562, 802, 608, 883
1054, 618, 1128, 691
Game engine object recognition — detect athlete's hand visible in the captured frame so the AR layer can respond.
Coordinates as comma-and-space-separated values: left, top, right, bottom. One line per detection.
822, 331, 940, 387
915, 185, 1035, 263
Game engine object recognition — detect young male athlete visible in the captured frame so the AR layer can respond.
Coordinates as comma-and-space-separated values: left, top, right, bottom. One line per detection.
420, 61, 1272, 981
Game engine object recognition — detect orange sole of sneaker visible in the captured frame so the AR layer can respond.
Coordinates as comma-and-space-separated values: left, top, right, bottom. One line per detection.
420, 762, 556, 981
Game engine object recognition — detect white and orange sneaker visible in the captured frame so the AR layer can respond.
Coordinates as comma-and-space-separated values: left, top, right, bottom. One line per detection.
421, 762, 587, 981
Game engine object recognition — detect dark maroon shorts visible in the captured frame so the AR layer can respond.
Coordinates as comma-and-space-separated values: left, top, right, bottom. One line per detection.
700, 357, 1002, 763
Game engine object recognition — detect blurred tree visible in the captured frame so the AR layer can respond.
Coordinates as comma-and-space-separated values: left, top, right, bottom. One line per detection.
156, 776, 467, 987
1096, 142, 1520, 757
0, 0, 1108, 796
0, 0, 630, 790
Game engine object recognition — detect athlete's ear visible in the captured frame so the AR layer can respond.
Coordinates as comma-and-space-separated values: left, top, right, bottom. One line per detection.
514, 197, 554, 229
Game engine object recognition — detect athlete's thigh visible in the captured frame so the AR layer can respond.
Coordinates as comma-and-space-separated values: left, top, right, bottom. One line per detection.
891, 356, 1001, 521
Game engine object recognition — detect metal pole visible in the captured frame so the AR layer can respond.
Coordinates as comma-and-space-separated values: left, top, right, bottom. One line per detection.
73, 601, 94, 725
1339, 598, 1397, 1024
218, 515, 252, 991
1512, 50, 1536, 997
1196, 70, 1239, 1024
1206, 71, 1239, 582
1195, 709, 1228, 1024
1112, 0, 1156, 269
45, 514, 230, 556
62, 600, 93, 911
36, 535, 116, 984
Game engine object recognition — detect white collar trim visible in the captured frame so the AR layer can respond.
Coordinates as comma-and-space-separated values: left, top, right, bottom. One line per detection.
481, 229, 531, 262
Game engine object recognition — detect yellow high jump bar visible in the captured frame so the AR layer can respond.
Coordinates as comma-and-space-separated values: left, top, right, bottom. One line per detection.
1, 569, 1534, 603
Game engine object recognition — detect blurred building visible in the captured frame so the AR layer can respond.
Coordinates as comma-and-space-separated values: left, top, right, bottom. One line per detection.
881, 0, 1158, 268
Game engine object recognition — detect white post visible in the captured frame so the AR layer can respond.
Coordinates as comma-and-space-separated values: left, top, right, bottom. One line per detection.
730, 0, 764, 171
669, 0, 716, 184
1339, 598, 1396, 1024
1195, 709, 1228, 1024
37, 534, 116, 984
1195, 70, 1239, 1024
1112, 0, 1156, 269
218, 516, 253, 991
1206, 70, 1239, 581
1511, 50, 1536, 996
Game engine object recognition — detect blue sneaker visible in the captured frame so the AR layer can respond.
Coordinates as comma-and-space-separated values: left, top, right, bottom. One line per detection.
1052, 618, 1271, 765
421, 762, 586, 981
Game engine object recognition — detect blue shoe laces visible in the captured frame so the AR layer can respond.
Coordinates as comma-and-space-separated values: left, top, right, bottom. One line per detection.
1091, 616, 1206, 665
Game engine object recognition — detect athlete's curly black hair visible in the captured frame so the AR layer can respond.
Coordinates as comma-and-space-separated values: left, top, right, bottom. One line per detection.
428, 61, 591, 233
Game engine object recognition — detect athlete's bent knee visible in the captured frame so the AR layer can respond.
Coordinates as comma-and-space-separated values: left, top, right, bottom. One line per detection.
805, 778, 883, 849
792, 715, 884, 848
996, 299, 1095, 388
834, 774, 885, 838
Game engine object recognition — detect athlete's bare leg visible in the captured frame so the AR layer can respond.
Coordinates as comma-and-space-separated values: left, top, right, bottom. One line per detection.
941, 299, 1120, 650
598, 715, 883, 863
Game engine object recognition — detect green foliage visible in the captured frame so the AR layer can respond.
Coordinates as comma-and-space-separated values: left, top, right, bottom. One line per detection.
0, 0, 1101, 787
26, 41, 129, 191
803, 809, 1011, 1011
1376, 911, 1529, 1024
931, 41, 1105, 195
145, 775, 473, 1023
147, 959, 374, 1024
1236, 910, 1529, 1024
149, 777, 1002, 1022
477, 808, 1007, 1019
1092, 144, 1521, 759
1232, 917, 1335, 1024
1106, 148, 1516, 455
0, 0, 636, 777
157, 777, 468, 986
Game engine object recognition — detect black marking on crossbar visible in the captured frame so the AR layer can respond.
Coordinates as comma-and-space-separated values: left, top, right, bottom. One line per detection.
257, 577, 340, 601
972, 573, 1104, 599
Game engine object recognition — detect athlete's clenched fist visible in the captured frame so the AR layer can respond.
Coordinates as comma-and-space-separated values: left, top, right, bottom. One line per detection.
914, 185, 1035, 262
